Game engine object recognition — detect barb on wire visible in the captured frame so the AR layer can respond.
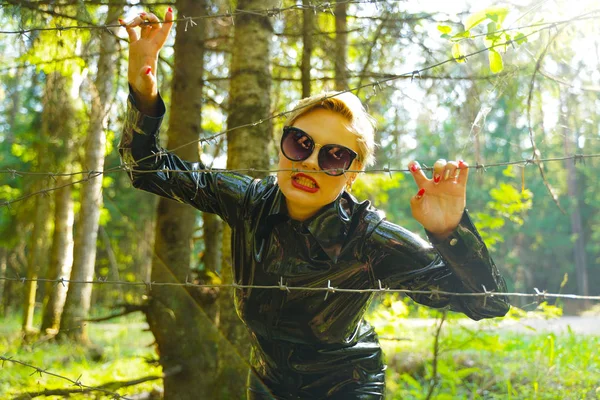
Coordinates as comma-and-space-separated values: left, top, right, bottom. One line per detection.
1, 12, 598, 208
1, 153, 600, 208
152, 11, 600, 157
0, 0, 403, 35
0, 355, 132, 399
1, 276, 599, 301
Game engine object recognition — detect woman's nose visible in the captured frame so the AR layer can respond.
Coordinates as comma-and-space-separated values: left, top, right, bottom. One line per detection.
301, 149, 319, 171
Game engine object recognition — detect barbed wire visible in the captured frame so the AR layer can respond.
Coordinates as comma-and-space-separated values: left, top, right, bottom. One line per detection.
0, 153, 597, 208
0, 355, 133, 399
0, 0, 402, 35
0, 13, 597, 208
1, 276, 599, 302
147, 12, 600, 156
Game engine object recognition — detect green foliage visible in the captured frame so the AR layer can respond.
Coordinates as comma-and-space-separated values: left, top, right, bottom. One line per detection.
437, 6, 531, 73
471, 176, 532, 249
0, 313, 159, 399
369, 301, 599, 399
352, 172, 404, 207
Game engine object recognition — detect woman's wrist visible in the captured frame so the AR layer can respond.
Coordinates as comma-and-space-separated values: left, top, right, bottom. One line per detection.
130, 85, 160, 116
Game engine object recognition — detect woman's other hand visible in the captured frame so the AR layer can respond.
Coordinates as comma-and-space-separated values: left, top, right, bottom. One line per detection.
408, 159, 469, 240
120, 8, 174, 111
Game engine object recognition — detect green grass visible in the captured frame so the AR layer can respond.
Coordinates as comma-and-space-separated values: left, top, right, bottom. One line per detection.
379, 320, 600, 400
0, 313, 160, 399
1, 311, 599, 399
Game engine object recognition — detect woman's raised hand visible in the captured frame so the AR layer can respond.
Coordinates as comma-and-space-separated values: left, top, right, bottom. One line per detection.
120, 9, 174, 108
408, 159, 469, 239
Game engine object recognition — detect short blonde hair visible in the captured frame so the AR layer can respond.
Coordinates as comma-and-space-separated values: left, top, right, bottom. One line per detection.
283, 91, 377, 168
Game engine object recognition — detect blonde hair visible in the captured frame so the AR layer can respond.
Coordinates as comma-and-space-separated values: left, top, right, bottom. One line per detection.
283, 91, 377, 168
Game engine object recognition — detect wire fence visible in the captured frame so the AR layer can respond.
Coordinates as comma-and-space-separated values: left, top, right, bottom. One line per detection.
0, 0, 405, 35
1, 276, 599, 302
1, 4, 598, 400
1, 11, 598, 208
1, 152, 597, 208
0, 355, 139, 399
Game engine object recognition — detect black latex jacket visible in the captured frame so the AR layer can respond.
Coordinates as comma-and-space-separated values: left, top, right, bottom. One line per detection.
119, 93, 510, 399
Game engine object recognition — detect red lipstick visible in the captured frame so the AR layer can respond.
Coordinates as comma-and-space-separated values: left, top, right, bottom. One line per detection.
291, 173, 319, 193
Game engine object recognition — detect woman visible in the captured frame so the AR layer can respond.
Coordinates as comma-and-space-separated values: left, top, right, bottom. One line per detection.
120, 9, 509, 399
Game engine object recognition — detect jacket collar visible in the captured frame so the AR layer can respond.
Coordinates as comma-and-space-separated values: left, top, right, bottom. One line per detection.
266, 185, 355, 263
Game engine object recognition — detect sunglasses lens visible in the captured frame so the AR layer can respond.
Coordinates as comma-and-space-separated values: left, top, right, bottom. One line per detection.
282, 128, 313, 161
319, 145, 354, 176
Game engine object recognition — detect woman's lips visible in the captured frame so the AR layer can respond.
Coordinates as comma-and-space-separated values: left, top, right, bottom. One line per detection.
291, 173, 319, 193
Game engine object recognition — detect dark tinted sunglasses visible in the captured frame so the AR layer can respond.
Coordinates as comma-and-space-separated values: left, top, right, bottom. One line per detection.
281, 126, 358, 176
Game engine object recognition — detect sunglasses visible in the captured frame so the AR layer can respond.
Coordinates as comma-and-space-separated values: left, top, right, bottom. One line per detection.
281, 126, 358, 176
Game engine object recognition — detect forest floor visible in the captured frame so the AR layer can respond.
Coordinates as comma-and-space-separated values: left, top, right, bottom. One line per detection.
1, 312, 598, 399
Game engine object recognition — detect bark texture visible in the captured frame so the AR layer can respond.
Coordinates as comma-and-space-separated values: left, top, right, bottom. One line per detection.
21, 72, 68, 334
334, 0, 348, 90
60, 7, 119, 342
41, 176, 74, 334
217, 0, 276, 397
40, 69, 77, 334
143, 1, 221, 399
301, 0, 314, 98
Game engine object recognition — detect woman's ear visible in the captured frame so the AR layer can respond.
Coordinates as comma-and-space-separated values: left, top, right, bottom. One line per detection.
345, 172, 358, 191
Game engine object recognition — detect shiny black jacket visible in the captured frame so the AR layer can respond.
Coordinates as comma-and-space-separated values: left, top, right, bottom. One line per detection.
119, 93, 509, 399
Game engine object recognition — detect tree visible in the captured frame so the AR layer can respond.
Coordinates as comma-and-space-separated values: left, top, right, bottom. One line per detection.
334, 0, 348, 90
21, 72, 58, 335
40, 72, 76, 335
60, 6, 119, 343
216, 0, 277, 396
142, 1, 223, 399
301, 0, 314, 97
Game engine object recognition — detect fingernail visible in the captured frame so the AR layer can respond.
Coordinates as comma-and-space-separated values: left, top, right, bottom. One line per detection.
410, 164, 419, 172
145, 67, 151, 75
118, 18, 125, 25
416, 188, 425, 199
458, 160, 465, 169
168, 7, 173, 13
434, 174, 441, 183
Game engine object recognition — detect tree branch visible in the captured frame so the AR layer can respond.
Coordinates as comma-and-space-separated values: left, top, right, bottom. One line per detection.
526, 29, 567, 215
84, 304, 146, 322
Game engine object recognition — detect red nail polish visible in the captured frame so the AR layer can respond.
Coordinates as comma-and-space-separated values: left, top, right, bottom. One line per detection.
145, 67, 151, 75
118, 18, 124, 25
417, 188, 425, 198
458, 160, 465, 169
434, 175, 441, 183
410, 164, 419, 172
168, 7, 173, 13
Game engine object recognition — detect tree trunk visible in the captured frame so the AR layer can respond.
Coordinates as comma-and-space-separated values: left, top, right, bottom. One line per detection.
562, 91, 589, 307
41, 176, 74, 334
144, 1, 221, 399
21, 72, 65, 334
217, 0, 276, 397
100, 226, 122, 303
21, 188, 51, 335
40, 67, 77, 335
202, 213, 222, 277
60, 7, 119, 342
334, 0, 348, 90
301, 0, 314, 98
138, 207, 156, 284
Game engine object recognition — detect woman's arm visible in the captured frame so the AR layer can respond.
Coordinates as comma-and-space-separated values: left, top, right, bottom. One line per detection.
119, 92, 254, 225
364, 211, 510, 320
118, 9, 254, 225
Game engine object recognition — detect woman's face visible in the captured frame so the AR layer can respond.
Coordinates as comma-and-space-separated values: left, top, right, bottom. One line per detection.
277, 108, 360, 221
